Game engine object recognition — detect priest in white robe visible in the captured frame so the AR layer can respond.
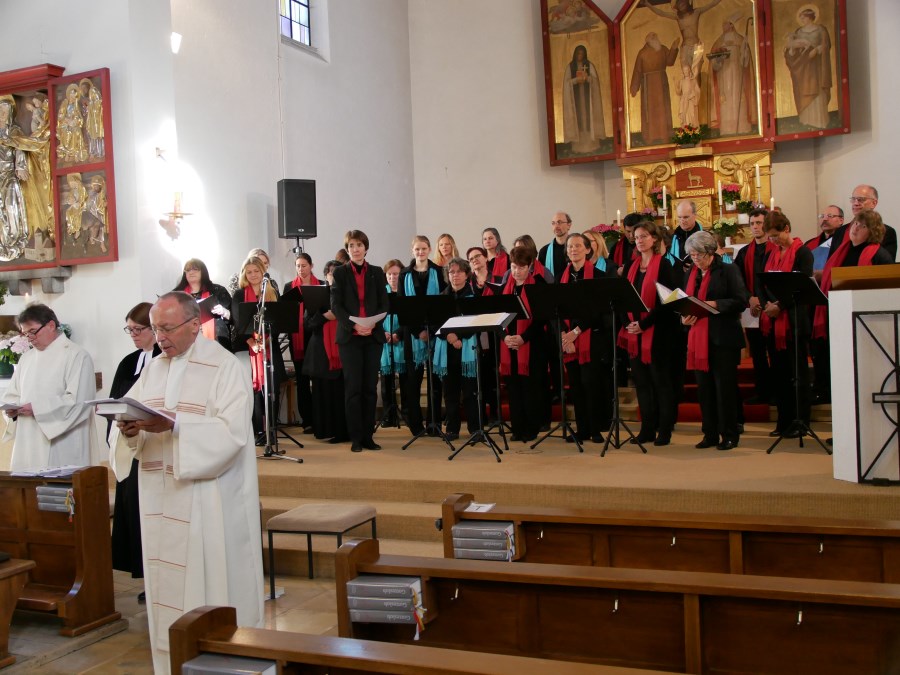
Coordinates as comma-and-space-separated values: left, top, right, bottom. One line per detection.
1, 303, 99, 470
109, 292, 264, 674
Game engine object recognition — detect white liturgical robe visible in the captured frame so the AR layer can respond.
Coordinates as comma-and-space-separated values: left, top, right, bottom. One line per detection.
109, 336, 264, 675
1, 334, 99, 470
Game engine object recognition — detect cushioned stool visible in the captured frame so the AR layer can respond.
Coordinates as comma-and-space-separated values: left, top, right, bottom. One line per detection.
265, 503, 376, 598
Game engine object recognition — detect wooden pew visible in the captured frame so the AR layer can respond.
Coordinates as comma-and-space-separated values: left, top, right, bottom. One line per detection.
0, 558, 35, 667
169, 605, 664, 674
0, 467, 120, 636
441, 492, 900, 583
335, 538, 900, 674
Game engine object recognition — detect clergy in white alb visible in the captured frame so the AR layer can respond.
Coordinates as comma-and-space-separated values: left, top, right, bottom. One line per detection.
109, 292, 264, 675
1, 303, 99, 471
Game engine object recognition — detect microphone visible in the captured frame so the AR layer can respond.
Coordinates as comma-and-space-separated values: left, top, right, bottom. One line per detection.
263, 272, 271, 280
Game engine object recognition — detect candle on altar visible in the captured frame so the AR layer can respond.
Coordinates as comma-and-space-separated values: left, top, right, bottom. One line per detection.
630, 176, 636, 201
662, 185, 667, 210
770, 197, 775, 211
755, 164, 761, 188
717, 180, 723, 207
616, 209, 621, 224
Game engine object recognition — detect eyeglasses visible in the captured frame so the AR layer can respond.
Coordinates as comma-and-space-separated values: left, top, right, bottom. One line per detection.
852, 221, 869, 229
551, 220, 570, 226
818, 214, 842, 219
150, 317, 195, 336
688, 252, 710, 260
123, 325, 150, 336
21, 321, 49, 338
184, 266, 200, 273
849, 196, 874, 203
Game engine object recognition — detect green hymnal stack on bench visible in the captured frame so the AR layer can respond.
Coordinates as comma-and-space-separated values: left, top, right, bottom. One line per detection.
451, 520, 515, 561
346, 575, 424, 628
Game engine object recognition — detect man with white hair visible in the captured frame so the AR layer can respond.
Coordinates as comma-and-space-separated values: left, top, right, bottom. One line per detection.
110, 291, 264, 674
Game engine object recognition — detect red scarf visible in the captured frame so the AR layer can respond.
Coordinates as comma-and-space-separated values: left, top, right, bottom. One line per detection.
685, 265, 714, 372
812, 240, 879, 338
617, 254, 662, 364
613, 239, 631, 266
185, 286, 216, 342
243, 286, 266, 392
499, 274, 534, 376
559, 262, 593, 364
490, 251, 509, 281
742, 240, 776, 297
351, 261, 368, 318
322, 317, 341, 370
533, 258, 548, 281
760, 237, 803, 350
289, 275, 321, 358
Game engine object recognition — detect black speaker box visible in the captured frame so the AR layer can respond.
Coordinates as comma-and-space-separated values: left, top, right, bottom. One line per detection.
277, 179, 317, 239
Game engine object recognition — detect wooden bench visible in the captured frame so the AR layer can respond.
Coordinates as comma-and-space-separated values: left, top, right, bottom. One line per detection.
335, 537, 900, 674
0, 467, 120, 636
169, 605, 664, 674
440, 492, 900, 582
0, 558, 35, 668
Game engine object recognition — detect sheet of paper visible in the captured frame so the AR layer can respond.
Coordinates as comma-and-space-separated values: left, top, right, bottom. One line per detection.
464, 502, 496, 513
740, 307, 759, 328
350, 312, 388, 329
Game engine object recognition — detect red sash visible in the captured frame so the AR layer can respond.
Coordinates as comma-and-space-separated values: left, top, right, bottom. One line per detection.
742, 240, 775, 298
351, 261, 368, 318
532, 258, 548, 280
760, 238, 803, 350
812, 241, 879, 338
490, 251, 509, 281
617, 255, 662, 364
243, 287, 266, 392
185, 286, 215, 342
323, 317, 341, 370
499, 274, 534, 376
559, 262, 593, 364
289, 275, 321, 358
685, 265, 713, 372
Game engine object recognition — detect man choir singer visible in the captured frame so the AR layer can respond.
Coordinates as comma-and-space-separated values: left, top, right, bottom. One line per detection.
110, 291, 264, 674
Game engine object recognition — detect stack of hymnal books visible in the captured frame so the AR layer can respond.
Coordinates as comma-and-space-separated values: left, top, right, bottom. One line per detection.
36, 484, 74, 515
451, 520, 516, 561
87, 397, 175, 422
346, 575, 425, 636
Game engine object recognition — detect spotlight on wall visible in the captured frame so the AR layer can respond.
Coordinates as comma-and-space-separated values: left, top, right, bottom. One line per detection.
170, 32, 183, 55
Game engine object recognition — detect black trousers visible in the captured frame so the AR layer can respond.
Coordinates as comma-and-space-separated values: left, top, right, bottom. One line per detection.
505, 371, 542, 440
566, 359, 612, 439
295, 366, 313, 427
770, 337, 812, 431
695, 345, 742, 444
442, 371, 480, 434
405, 365, 443, 433
745, 327, 772, 400
110, 458, 143, 578
631, 356, 675, 439
668, 329, 688, 422
339, 337, 382, 444
809, 336, 831, 400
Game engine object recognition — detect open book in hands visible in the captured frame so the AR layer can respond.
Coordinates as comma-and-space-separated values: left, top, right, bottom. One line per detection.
655, 283, 720, 318
86, 397, 175, 422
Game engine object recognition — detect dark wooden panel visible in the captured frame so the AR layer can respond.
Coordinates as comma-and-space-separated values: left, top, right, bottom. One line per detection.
743, 534, 887, 582
702, 597, 900, 674
0, 489, 25, 529
25, 544, 75, 588
608, 528, 731, 573
538, 588, 685, 671
521, 526, 594, 566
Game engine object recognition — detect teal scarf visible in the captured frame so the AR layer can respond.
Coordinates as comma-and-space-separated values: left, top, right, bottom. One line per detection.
433, 334, 477, 378
380, 285, 405, 374
404, 267, 440, 366
594, 256, 607, 272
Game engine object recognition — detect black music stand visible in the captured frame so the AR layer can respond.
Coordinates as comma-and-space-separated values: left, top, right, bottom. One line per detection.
522, 283, 584, 452
459, 292, 527, 452
236, 298, 304, 462
392, 294, 458, 451
594, 277, 650, 456
759, 271, 830, 455
440, 309, 517, 462
376, 293, 408, 430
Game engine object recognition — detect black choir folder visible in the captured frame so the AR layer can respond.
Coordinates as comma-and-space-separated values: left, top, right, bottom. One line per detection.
656, 283, 720, 318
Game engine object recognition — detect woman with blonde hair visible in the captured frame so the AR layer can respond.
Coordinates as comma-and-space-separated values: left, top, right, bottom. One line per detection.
582, 230, 610, 271
432, 233, 460, 271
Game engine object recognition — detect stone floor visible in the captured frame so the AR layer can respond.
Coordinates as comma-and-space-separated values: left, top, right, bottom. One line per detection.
8, 571, 339, 673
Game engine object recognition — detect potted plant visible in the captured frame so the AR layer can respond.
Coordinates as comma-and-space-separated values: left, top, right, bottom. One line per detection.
722, 183, 742, 210
0, 331, 31, 378
736, 200, 755, 225
671, 124, 709, 148
711, 217, 744, 246
648, 187, 667, 215
594, 223, 621, 250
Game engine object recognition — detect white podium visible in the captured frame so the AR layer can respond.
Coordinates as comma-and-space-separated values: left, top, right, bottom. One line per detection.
831, 283, 900, 483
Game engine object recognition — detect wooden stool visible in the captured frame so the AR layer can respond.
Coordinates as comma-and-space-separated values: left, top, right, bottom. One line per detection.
265, 504, 376, 598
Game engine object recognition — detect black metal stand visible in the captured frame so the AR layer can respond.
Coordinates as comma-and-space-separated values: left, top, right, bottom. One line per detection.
766, 296, 830, 455
602, 295, 646, 456
449, 338, 503, 462
402, 328, 455, 452
483, 332, 511, 452
531, 313, 581, 451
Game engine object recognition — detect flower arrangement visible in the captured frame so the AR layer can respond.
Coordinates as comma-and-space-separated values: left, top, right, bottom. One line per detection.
640, 207, 656, 216
649, 186, 665, 208
671, 124, 709, 146
711, 217, 743, 240
0, 332, 31, 366
0, 282, 7, 306
721, 183, 742, 204
736, 200, 756, 214
593, 223, 621, 249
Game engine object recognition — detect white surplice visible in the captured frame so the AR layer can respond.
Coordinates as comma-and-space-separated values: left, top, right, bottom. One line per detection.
109, 336, 264, 675
1, 334, 99, 470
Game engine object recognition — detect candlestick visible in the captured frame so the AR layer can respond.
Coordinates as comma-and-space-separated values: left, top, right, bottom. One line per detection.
662, 185, 667, 211
616, 209, 621, 225
770, 197, 775, 212
754, 164, 761, 188
717, 180, 723, 207
630, 176, 636, 202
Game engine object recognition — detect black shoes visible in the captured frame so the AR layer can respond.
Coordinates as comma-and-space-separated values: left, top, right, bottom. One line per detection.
717, 440, 737, 451
631, 432, 655, 445
351, 442, 363, 453
254, 432, 266, 447
445, 433, 459, 441
654, 434, 671, 446
695, 438, 718, 449
361, 440, 381, 451
137, 591, 146, 604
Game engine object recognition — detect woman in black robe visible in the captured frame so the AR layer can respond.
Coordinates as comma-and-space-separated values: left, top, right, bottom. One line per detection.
108, 302, 160, 601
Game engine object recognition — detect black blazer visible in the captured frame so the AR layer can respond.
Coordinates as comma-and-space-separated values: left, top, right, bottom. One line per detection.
830, 222, 898, 260
759, 245, 814, 337
682, 257, 749, 349
330, 262, 389, 345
